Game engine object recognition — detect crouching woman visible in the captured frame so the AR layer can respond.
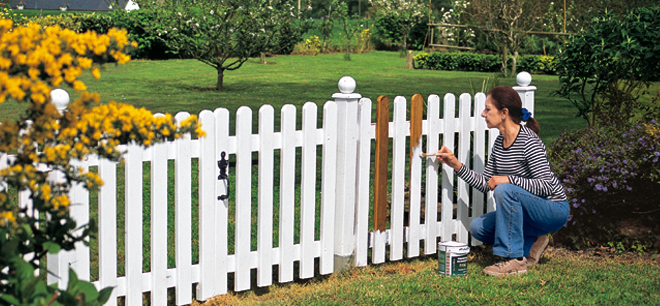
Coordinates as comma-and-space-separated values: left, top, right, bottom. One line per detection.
436, 86, 569, 277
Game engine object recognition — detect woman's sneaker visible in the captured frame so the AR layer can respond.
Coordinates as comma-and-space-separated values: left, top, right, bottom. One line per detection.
527, 235, 549, 266
483, 257, 528, 277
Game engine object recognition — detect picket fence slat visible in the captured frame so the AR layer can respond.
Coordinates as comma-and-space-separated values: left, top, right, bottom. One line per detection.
151, 138, 169, 305
257, 105, 275, 287
125, 143, 143, 306
424, 94, 441, 255
300, 102, 317, 278
355, 98, 372, 267
4, 85, 535, 304
197, 110, 217, 300
456, 94, 472, 243
97, 158, 118, 306
390, 96, 406, 261
471, 94, 487, 246
215, 108, 230, 295
279, 105, 296, 284
408, 95, 424, 258
440, 94, 457, 242
234, 107, 252, 292
319, 102, 337, 274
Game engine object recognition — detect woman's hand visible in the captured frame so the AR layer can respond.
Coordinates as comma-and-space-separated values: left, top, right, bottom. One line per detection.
487, 176, 510, 190
436, 146, 462, 171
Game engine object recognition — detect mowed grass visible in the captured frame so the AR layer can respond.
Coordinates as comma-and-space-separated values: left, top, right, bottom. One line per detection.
1, 51, 586, 144
199, 246, 660, 305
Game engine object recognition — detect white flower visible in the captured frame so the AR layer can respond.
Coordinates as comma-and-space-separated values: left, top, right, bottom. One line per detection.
210, 10, 214, 14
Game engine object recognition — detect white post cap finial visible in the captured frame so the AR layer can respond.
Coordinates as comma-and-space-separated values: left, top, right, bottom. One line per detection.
50, 88, 70, 115
516, 71, 532, 87
338, 76, 356, 94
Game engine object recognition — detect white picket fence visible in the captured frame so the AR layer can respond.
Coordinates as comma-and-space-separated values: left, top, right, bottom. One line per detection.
4, 74, 536, 305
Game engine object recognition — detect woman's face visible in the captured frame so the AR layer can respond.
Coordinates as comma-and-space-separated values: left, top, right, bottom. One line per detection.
481, 96, 506, 129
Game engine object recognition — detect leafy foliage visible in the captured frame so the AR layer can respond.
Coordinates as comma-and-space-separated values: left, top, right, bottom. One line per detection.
369, 0, 426, 51
555, 6, 660, 126
548, 119, 660, 249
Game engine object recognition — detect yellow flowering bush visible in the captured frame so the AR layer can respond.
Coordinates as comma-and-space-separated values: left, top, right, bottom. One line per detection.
0, 19, 204, 305
304, 35, 321, 56
354, 28, 372, 53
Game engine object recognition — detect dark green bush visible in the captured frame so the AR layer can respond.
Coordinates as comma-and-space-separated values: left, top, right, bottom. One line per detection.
108, 9, 175, 60
548, 119, 660, 249
414, 52, 557, 74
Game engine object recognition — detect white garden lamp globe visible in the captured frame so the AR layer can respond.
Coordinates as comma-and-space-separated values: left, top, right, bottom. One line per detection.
338, 76, 356, 94
516, 72, 532, 87
50, 88, 70, 115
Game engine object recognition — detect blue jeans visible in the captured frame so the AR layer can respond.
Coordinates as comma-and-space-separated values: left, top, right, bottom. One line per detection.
469, 183, 570, 258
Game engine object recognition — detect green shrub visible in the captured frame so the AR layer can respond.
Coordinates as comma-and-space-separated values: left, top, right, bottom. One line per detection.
555, 6, 660, 126
28, 13, 114, 34
414, 52, 557, 75
109, 9, 175, 59
548, 119, 660, 249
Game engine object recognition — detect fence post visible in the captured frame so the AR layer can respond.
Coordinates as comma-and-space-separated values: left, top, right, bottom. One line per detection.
512, 72, 536, 116
332, 76, 361, 272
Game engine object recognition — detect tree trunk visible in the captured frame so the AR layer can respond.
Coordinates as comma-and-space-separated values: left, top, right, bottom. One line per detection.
345, 42, 351, 61
501, 38, 508, 77
405, 50, 414, 69
216, 68, 224, 91
511, 50, 518, 76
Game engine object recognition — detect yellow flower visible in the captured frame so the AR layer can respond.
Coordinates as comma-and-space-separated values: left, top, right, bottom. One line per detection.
91, 67, 100, 79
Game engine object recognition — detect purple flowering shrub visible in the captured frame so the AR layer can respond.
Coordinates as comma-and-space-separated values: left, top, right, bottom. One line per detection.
548, 119, 660, 248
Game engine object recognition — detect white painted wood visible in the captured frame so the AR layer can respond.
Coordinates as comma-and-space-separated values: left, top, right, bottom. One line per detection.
371, 230, 387, 264
457, 94, 472, 244
234, 107, 253, 292
354, 98, 372, 267
333, 96, 359, 259
300, 102, 317, 278
174, 112, 193, 305
215, 108, 230, 295
424, 95, 441, 255
488, 128, 499, 212
279, 105, 296, 283
197, 110, 217, 300
471, 93, 487, 246
440, 94, 456, 241
150, 138, 168, 305
257, 105, 274, 286
390, 96, 407, 261
71, 158, 91, 281
319, 101, 337, 275
408, 101, 423, 258
125, 142, 143, 306
98, 158, 118, 306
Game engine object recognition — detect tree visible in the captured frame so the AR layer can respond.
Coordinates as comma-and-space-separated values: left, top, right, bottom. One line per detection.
331, 0, 369, 60
555, 6, 660, 126
0, 20, 202, 304
154, 0, 312, 91
467, 0, 542, 77
370, 0, 426, 52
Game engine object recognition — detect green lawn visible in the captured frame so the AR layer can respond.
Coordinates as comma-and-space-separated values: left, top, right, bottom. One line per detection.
2, 51, 586, 144
199, 246, 660, 305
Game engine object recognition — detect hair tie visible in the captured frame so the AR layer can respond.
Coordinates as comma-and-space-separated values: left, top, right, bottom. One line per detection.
521, 108, 532, 121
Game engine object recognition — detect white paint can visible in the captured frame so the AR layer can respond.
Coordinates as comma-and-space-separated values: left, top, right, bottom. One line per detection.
438, 241, 470, 277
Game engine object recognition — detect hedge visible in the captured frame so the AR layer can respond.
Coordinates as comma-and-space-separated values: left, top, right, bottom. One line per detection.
414, 52, 558, 75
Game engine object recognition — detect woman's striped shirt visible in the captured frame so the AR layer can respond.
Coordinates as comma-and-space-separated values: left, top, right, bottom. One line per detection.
456, 125, 567, 202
